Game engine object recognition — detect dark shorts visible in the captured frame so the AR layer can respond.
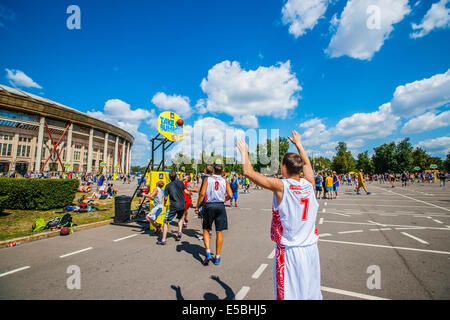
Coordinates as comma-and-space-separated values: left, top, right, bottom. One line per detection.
315, 185, 322, 191
202, 202, 228, 231
164, 208, 184, 224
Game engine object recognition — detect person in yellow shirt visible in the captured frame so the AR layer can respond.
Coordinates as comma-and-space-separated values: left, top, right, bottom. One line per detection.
356, 169, 371, 195
325, 172, 334, 200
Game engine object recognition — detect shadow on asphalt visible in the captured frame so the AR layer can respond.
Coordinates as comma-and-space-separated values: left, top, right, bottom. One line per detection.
176, 241, 204, 263
171, 275, 235, 300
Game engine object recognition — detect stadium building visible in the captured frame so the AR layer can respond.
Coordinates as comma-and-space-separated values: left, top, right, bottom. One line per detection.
0, 84, 134, 175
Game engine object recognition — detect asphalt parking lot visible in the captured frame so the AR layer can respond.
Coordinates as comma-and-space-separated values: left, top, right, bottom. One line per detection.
0, 180, 448, 300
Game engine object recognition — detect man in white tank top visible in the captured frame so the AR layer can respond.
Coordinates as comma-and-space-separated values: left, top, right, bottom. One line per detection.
195, 164, 233, 266
237, 130, 322, 300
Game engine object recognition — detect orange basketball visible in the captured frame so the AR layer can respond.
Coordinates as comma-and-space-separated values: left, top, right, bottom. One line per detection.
177, 119, 184, 126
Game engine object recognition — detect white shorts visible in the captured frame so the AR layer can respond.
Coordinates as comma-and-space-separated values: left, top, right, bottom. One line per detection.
274, 243, 322, 300
146, 205, 163, 221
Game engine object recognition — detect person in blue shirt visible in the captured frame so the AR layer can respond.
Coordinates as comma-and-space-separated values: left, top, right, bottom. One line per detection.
229, 175, 239, 207
332, 172, 340, 199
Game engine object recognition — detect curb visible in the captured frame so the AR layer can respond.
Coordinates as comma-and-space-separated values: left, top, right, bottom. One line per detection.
0, 219, 114, 248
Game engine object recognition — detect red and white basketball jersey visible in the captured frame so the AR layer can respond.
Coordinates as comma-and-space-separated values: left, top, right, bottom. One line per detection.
206, 175, 226, 203
271, 178, 319, 247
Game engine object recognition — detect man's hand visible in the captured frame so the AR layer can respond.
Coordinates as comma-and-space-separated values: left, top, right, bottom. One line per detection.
237, 138, 248, 156
194, 207, 199, 215
288, 130, 302, 146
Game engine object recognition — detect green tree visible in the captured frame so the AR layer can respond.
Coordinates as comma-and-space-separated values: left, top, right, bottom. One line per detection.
331, 142, 356, 174
356, 151, 374, 174
444, 153, 450, 172
411, 147, 431, 172
313, 156, 331, 171
395, 138, 413, 172
372, 142, 397, 173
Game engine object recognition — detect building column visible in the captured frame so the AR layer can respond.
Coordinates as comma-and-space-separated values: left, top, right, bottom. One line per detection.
87, 128, 94, 173
114, 136, 119, 173
66, 123, 73, 170
35, 116, 45, 173
11, 133, 19, 173
121, 142, 125, 174
126, 142, 131, 174
103, 133, 108, 175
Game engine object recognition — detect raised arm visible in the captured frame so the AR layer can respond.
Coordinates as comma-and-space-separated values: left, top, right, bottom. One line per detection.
236, 139, 283, 194
288, 130, 314, 186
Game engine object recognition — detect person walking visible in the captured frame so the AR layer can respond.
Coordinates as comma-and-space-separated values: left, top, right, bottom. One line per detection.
195, 164, 232, 266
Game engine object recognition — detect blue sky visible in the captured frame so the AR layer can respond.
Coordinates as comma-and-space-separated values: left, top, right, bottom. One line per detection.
1, 0, 449, 165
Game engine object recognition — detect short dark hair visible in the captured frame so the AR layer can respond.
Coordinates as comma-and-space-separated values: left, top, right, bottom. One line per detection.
204, 165, 213, 174
282, 153, 305, 176
214, 164, 223, 175
169, 171, 177, 181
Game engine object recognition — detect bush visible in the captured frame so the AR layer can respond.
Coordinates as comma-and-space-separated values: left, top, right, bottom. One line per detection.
0, 178, 79, 210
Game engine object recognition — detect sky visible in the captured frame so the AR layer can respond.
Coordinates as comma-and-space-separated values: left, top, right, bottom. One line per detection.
1, 0, 449, 166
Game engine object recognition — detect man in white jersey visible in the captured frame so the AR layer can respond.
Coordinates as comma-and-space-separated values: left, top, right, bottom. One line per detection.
195, 164, 233, 266
237, 130, 322, 300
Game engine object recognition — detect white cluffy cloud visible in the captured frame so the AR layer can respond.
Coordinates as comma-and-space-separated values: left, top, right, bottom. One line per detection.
335, 103, 399, 139
168, 117, 245, 161
417, 136, 450, 155
5, 68, 42, 89
298, 117, 332, 147
411, 0, 450, 38
200, 60, 302, 128
401, 110, 450, 133
87, 99, 157, 165
326, 0, 410, 60
281, 0, 330, 38
390, 68, 450, 117
151, 92, 193, 119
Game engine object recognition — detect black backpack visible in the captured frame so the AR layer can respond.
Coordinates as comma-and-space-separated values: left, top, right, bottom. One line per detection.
45, 217, 61, 230
60, 213, 73, 227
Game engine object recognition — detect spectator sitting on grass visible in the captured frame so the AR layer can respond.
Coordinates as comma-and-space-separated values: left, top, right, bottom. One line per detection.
106, 183, 118, 196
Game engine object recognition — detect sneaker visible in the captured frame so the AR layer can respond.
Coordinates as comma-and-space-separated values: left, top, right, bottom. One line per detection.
203, 252, 213, 265
213, 256, 221, 265
356, 192, 361, 195
367, 192, 371, 195
176, 232, 182, 241
157, 239, 166, 245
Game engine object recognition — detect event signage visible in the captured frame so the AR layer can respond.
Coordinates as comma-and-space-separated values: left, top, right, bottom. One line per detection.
157, 111, 185, 142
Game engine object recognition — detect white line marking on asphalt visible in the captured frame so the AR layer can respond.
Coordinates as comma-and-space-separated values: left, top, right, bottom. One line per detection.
113, 234, 138, 242
319, 218, 324, 224
321, 286, 389, 300
338, 230, 364, 234
329, 212, 351, 217
374, 187, 450, 212
0, 266, 30, 278
322, 208, 326, 213
368, 220, 387, 227
432, 219, 443, 224
319, 233, 332, 237
268, 249, 275, 259
401, 232, 429, 245
325, 220, 449, 230
369, 228, 392, 231
59, 247, 93, 258
252, 264, 268, 279
235, 286, 250, 300
394, 227, 426, 230
324, 202, 328, 206
318, 239, 449, 255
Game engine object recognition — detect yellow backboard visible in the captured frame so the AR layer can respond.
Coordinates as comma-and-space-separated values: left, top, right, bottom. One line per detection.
157, 111, 185, 142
